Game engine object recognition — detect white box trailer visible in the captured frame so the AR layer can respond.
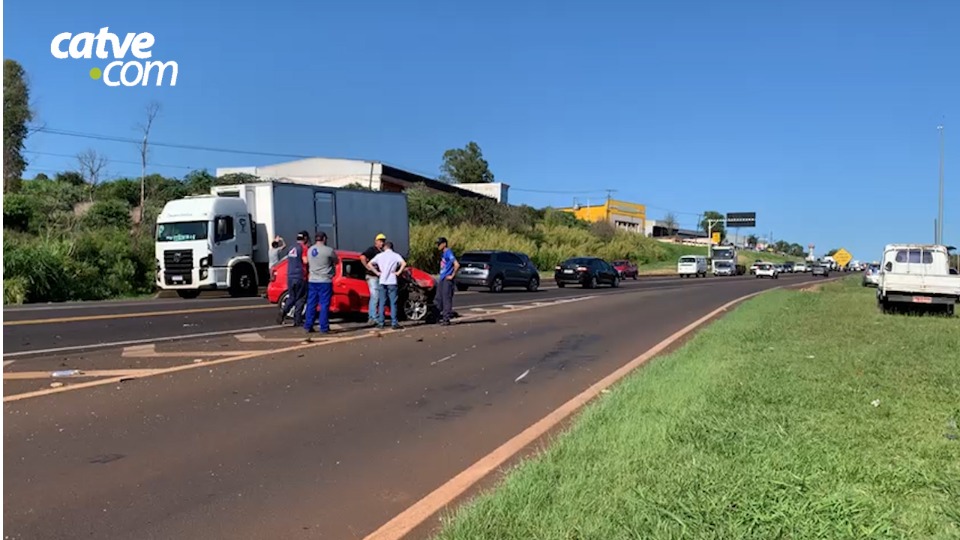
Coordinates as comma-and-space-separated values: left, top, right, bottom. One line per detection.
156, 181, 410, 298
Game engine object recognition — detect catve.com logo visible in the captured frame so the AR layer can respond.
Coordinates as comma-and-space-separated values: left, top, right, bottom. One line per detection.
50, 27, 178, 87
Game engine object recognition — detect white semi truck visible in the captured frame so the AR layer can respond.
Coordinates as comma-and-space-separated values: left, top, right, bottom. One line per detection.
155, 181, 410, 298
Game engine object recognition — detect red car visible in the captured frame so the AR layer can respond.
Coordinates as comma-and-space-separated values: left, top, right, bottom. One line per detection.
267, 250, 437, 322
612, 260, 638, 280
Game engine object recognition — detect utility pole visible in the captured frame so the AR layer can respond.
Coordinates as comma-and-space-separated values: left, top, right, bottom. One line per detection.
937, 124, 944, 245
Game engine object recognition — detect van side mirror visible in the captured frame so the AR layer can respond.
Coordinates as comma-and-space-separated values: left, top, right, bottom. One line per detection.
950, 268, 959, 275
885, 262, 893, 272
215, 218, 227, 243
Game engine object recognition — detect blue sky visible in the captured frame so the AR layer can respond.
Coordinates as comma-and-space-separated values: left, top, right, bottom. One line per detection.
4, 0, 957, 260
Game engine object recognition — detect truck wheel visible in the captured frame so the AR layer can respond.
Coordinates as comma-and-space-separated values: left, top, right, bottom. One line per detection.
945, 304, 955, 317
230, 265, 258, 297
177, 290, 200, 299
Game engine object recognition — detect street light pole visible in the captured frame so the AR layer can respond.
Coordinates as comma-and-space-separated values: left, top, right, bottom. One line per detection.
937, 124, 944, 245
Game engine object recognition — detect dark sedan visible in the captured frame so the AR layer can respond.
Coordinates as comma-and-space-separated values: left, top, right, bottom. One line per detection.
554, 257, 620, 289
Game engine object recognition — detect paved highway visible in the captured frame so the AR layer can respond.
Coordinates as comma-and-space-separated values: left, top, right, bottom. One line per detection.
6, 274, 759, 356
3, 273, 820, 539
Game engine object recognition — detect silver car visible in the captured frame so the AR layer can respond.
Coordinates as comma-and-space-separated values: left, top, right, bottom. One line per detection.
862, 264, 881, 287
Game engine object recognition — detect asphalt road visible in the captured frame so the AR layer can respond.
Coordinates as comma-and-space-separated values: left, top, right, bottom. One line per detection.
4, 273, 820, 539
5, 274, 771, 356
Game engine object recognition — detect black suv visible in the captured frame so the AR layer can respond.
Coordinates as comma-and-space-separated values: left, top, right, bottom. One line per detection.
455, 250, 540, 293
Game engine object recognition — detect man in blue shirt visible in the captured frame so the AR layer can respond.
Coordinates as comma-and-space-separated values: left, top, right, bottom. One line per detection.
434, 237, 459, 326
278, 231, 309, 327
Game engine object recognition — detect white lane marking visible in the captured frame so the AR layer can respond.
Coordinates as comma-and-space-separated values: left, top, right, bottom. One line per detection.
431, 353, 457, 366
4, 360, 15, 368
121, 344, 263, 358
514, 369, 530, 383
4, 369, 159, 380
2, 324, 285, 359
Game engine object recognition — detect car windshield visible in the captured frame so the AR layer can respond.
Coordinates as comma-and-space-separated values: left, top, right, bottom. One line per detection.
157, 221, 208, 242
461, 252, 492, 263
679, 257, 697, 263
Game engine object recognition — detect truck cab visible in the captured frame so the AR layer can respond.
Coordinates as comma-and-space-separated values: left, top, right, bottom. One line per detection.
155, 196, 259, 298
877, 244, 960, 316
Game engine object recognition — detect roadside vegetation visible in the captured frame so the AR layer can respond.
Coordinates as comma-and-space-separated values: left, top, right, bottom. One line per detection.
435, 279, 960, 539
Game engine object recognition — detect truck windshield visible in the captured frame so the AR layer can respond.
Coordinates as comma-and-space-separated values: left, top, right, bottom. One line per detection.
157, 222, 209, 242
712, 249, 734, 260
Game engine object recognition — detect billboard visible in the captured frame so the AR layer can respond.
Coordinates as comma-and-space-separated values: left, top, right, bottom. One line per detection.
726, 212, 756, 228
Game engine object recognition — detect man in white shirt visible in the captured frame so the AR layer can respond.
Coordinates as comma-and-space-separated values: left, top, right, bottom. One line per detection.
369, 241, 407, 329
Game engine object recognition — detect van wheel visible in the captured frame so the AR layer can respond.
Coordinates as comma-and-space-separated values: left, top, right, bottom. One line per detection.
177, 290, 200, 299
230, 265, 258, 297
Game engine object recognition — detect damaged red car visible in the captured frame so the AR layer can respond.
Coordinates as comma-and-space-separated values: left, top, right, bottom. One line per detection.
267, 250, 437, 322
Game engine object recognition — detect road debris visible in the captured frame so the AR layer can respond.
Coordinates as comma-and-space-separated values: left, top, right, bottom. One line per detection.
50, 382, 64, 388
871, 399, 881, 407
51, 369, 82, 378
515, 369, 530, 383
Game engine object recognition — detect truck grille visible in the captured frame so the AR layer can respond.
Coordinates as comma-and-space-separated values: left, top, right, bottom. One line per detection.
164, 250, 194, 285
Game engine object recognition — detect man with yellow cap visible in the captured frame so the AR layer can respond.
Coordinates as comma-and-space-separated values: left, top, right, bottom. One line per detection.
360, 233, 387, 325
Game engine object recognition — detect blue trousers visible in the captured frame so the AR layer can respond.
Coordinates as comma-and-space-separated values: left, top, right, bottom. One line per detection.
377, 283, 399, 327
304, 282, 333, 332
366, 277, 380, 321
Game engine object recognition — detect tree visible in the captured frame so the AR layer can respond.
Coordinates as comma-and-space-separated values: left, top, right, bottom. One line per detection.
4, 60, 33, 192
746, 234, 758, 247
137, 101, 161, 220
775, 240, 790, 253
699, 211, 725, 240
440, 141, 495, 184
77, 149, 109, 199
789, 243, 805, 257
661, 213, 678, 235
826, 248, 839, 257
55, 171, 86, 186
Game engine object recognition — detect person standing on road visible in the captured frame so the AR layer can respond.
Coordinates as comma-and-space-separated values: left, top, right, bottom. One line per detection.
370, 241, 407, 329
435, 237, 459, 326
360, 233, 386, 325
304, 232, 338, 334
278, 231, 310, 326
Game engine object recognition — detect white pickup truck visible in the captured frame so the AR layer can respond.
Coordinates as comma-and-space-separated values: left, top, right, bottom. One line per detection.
877, 244, 960, 316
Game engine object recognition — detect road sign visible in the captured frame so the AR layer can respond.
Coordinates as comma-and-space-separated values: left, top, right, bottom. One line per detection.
833, 248, 852, 267
726, 212, 756, 228
711, 232, 721, 244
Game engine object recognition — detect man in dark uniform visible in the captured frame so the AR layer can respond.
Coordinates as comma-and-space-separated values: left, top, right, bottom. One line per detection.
278, 230, 310, 326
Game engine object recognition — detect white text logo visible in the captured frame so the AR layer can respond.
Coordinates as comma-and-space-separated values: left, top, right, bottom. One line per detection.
50, 27, 178, 87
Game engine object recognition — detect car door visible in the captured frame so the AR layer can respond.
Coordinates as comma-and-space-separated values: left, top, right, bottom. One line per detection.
338, 256, 370, 313
496, 252, 519, 287
596, 259, 611, 284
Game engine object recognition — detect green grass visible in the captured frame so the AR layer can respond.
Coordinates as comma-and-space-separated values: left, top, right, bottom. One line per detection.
435, 279, 960, 540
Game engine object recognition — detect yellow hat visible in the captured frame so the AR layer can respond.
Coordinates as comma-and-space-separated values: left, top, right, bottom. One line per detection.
375, 233, 386, 241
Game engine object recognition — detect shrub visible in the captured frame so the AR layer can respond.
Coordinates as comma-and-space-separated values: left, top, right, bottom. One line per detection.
3, 193, 34, 232
83, 199, 132, 229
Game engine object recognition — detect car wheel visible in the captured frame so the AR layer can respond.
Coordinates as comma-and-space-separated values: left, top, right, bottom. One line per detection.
557, 282, 565, 288
490, 275, 504, 293
527, 276, 540, 292
403, 289, 430, 321
585, 275, 597, 289
456, 283, 469, 292
177, 290, 201, 299
612, 276, 620, 288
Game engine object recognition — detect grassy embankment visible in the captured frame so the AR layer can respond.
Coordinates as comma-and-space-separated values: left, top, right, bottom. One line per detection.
435, 279, 960, 539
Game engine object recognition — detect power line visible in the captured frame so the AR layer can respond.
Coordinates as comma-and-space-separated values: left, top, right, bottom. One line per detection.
25, 150, 195, 170
34, 127, 321, 159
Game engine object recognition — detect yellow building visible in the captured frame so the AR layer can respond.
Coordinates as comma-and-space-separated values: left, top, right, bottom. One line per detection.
561, 198, 646, 234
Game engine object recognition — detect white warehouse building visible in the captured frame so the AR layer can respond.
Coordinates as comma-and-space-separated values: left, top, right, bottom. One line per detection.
216, 157, 509, 203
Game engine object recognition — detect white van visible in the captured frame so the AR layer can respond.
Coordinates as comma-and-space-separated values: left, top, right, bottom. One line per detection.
678, 255, 708, 278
